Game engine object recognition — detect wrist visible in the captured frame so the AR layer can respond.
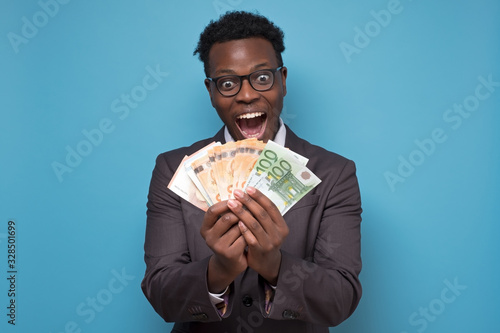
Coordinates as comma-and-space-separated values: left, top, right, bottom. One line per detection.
258, 251, 282, 285
207, 256, 239, 293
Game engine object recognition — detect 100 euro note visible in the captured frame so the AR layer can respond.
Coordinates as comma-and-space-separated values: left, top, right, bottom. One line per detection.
245, 140, 321, 214
245, 140, 308, 189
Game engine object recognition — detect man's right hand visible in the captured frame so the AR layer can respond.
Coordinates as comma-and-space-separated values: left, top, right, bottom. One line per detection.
200, 201, 248, 293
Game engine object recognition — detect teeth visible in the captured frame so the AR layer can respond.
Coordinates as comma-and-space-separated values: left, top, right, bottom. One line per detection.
237, 112, 264, 119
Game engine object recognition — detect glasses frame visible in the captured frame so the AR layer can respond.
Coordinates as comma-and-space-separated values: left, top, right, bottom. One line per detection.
207, 66, 283, 97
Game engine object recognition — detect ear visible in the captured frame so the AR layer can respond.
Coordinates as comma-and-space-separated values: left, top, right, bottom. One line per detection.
280, 67, 288, 97
204, 79, 215, 107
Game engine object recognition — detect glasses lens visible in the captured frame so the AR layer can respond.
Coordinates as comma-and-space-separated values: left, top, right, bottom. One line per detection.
217, 76, 240, 95
250, 70, 274, 91
213, 69, 278, 96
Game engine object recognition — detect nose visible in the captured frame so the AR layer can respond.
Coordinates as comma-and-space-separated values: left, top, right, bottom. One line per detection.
235, 77, 260, 103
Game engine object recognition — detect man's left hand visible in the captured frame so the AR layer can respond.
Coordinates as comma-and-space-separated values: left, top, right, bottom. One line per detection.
227, 187, 289, 285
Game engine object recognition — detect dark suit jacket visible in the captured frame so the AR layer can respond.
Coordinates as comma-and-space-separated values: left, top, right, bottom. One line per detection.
142, 126, 362, 332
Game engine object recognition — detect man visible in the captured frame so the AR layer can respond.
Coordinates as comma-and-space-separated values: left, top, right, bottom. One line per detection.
142, 11, 362, 332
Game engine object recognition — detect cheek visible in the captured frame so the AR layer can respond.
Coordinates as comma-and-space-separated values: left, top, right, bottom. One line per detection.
268, 96, 284, 118
213, 99, 234, 122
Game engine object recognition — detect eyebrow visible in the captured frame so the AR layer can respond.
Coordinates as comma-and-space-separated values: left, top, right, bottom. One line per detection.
214, 63, 271, 76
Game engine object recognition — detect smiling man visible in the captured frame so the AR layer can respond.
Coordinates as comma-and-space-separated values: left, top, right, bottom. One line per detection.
142, 11, 363, 333
205, 36, 286, 142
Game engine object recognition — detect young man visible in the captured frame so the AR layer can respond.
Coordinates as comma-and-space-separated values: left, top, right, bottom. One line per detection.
142, 11, 362, 332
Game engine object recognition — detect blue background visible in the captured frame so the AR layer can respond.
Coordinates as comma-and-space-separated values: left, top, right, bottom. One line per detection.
1, 0, 499, 332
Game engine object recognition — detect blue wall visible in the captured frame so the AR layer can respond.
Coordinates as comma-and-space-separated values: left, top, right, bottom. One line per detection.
1, 0, 499, 332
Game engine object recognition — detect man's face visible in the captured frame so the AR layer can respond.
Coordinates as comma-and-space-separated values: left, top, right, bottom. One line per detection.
205, 37, 287, 142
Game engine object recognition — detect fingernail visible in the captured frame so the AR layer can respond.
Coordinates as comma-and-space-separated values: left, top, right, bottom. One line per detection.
234, 189, 244, 198
227, 199, 237, 208
238, 221, 247, 231
246, 186, 255, 194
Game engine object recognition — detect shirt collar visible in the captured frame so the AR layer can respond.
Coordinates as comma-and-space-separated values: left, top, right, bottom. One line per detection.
224, 118, 286, 146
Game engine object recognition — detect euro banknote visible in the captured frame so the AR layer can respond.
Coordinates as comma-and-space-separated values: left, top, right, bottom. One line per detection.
167, 139, 320, 214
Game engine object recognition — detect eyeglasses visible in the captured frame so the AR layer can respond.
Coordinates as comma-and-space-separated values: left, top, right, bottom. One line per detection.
207, 67, 283, 97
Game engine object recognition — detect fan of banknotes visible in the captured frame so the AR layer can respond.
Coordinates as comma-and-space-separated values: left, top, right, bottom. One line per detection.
168, 138, 321, 214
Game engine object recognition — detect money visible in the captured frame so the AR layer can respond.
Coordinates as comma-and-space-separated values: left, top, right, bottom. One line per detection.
245, 159, 321, 214
244, 140, 320, 214
213, 142, 237, 200
167, 155, 210, 211
168, 142, 221, 211
167, 139, 320, 214
189, 150, 221, 205
245, 140, 307, 189
230, 139, 266, 197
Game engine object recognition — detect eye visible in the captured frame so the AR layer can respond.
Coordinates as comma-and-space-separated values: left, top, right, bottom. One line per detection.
219, 78, 238, 91
253, 72, 272, 86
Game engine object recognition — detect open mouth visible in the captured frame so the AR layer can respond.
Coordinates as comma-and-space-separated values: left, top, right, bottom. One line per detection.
235, 112, 267, 139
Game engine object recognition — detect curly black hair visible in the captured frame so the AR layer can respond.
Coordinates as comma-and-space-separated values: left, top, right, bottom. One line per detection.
194, 11, 285, 77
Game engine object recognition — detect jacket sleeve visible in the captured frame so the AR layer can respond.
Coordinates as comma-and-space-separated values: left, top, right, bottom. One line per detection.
141, 153, 232, 323
266, 159, 362, 326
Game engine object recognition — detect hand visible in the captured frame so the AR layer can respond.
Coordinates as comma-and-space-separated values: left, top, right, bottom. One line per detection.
228, 187, 289, 285
200, 200, 248, 293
